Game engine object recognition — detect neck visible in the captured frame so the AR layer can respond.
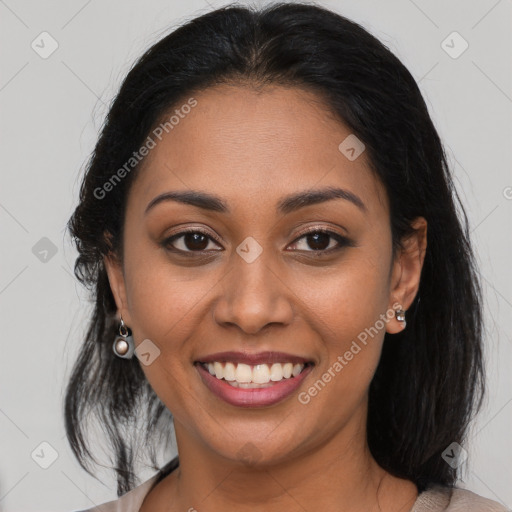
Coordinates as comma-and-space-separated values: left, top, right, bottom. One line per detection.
145, 410, 418, 512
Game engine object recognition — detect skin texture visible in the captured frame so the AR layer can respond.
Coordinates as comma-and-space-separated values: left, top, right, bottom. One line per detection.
104, 84, 427, 512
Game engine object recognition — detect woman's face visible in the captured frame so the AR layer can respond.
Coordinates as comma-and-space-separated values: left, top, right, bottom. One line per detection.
105, 84, 426, 467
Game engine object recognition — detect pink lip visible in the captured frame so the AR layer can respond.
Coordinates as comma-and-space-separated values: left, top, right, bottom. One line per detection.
195, 362, 313, 408
195, 350, 312, 366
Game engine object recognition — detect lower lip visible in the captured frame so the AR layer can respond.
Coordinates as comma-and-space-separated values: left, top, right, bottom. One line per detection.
196, 363, 313, 408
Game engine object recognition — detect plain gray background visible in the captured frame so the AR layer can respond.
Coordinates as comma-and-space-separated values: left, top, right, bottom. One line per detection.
0, 0, 511, 510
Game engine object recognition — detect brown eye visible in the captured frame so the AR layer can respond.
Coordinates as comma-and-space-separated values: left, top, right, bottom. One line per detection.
182, 232, 209, 251
162, 230, 223, 253
304, 232, 331, 250
288, 229, 353, 253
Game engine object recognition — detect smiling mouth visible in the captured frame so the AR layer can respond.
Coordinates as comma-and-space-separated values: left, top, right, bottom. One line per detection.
195, 361, 314, 388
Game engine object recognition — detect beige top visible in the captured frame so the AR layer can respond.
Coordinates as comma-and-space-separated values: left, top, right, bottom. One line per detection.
74, 463, 509, 512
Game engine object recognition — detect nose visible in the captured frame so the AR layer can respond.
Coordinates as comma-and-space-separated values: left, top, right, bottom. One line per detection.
212, 250, 294, 335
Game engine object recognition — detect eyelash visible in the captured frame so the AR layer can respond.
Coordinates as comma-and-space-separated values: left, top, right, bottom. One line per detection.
161, 227, 353, 256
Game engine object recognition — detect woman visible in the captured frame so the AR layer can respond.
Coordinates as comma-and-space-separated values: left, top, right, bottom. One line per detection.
65, 2, 507, 511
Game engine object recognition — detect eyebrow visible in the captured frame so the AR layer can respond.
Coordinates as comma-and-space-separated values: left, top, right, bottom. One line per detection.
144, 186, 367, 215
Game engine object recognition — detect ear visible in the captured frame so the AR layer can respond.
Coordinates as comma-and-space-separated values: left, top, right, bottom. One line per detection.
386, 217, 427, 334
103, 234, 132, 326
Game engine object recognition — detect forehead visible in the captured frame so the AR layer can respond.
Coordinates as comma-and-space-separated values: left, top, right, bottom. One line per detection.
129, 84, 388, 219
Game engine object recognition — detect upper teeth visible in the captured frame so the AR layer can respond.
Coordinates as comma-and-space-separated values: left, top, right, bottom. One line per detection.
205, 362, 305, 384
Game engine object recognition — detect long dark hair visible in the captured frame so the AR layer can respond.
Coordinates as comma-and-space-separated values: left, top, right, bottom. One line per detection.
64, 1, 485, 497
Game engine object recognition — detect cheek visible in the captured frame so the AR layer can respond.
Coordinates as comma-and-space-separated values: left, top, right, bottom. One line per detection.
297, 252, 390, 393
122, 257, 210, 413
122, 242, 216, 343
299, 250, 390, 343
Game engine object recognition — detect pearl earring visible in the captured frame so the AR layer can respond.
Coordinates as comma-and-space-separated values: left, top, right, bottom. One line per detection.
112, 316, 135, 359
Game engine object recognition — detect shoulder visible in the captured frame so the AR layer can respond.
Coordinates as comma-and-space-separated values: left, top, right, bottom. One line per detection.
414, 484, 509, 512
69, 472, 161, 512
447, 487, 509, 511
70, 457, 179, 512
